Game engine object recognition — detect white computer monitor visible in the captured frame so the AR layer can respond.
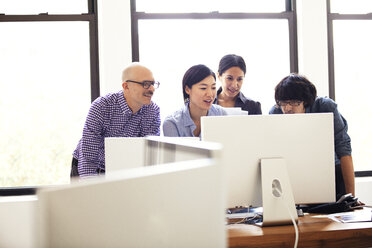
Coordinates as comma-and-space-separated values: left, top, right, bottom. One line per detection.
201, 113, 335, 209
35, 138, 226, 248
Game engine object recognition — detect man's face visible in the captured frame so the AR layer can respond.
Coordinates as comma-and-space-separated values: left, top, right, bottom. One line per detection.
123, 66, 155, 112
279, 100, 305, 114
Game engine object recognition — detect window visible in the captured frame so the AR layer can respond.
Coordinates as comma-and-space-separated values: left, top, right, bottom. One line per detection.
132, 0, 297, 122
0, 0, 88, 14
328, 0, 372, 173
0, 1, 99, 187
136, 0, 286, 13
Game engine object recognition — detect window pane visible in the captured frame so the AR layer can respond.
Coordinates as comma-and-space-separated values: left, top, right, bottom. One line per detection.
333, 20, 372, 171
136, 0, 285, 13
331, 0, 372, 14
138, 19, 289, 124
0, 0, 88, 14
0, 22, 91, 186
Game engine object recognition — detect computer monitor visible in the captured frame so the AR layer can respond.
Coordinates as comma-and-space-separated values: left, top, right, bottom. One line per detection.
35, 140, 226, 247
201, 113, 335, 209
105, 136, 214, 175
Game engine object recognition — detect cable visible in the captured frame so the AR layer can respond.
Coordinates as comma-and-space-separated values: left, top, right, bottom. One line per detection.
273, 186, 298, 248
284, 199, 299, 248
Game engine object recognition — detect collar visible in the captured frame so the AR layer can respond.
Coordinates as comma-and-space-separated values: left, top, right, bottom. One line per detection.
182, 102, 196, 127
118, 90, 144, 116
216, 87, 245, 106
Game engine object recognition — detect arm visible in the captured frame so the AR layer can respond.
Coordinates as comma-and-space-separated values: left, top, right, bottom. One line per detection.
251, 101, 262, 115
323, 99, 354, 194
340, 155, 355, 195
78, 101, 106, 178
141, 105, 161, 136
162, 119, 180, 137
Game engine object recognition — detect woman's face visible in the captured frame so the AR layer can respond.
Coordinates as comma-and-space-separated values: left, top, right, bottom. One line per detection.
218, 66, 244, 98
186, 75, 216, 112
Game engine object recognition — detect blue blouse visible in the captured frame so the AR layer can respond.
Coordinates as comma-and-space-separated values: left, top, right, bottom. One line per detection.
163, 103, 227, 137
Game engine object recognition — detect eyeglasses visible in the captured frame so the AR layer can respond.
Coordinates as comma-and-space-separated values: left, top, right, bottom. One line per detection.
278, 100, 303, 107
126, 80, 160, 89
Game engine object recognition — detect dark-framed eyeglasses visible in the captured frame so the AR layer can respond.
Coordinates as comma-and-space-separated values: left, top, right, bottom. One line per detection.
278, 100, 303, 107
126, 80, 160, 89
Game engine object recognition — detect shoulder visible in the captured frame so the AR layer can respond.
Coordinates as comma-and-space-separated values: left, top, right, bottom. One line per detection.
209, 104, 228, 115
143, 101, 160, 115
238, 93, 262, 114
91, 91, 120, 108
311, 97, 337, 113
269, 105, 282, 114
164, 107, 186, 124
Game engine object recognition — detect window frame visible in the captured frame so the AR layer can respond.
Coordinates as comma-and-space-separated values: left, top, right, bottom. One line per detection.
0, 0, 100, 194
327, 0, 372, 174
130, 0, 298, 73
0, 0, 100, 102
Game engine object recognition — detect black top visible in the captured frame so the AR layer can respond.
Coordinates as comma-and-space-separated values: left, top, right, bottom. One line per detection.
214, 87, 262, 115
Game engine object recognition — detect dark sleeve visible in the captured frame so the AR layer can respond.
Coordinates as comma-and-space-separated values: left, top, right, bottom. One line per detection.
316, 98, 351, 158
242, 100, 262, 115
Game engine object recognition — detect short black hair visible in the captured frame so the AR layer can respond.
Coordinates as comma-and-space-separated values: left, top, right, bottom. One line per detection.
218, 54, 246, 76
182, 64, 216, 102
274, 73, 317, 108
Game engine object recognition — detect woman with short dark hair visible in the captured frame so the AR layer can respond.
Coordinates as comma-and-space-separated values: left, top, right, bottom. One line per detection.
270, 73, 355, 200
163, 64, 227, 137
214, 54, 262, 115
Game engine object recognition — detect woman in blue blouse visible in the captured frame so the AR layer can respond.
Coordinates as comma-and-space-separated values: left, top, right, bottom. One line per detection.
269, 73, 355, 199
163, 64, 227, 137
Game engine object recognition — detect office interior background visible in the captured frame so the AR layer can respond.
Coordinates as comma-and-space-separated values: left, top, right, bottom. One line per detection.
0, 0, 371, 188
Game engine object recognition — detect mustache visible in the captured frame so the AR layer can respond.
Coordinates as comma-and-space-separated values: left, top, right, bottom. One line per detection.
143, 91, 153, 96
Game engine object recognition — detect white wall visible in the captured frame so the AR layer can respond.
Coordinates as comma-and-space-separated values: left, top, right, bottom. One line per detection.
97, 0, 132, 94
296, 0, 329, 97
356, 178, 372, 205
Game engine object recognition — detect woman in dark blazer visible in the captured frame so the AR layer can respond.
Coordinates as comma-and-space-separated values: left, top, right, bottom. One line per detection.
214, 54, 261, 114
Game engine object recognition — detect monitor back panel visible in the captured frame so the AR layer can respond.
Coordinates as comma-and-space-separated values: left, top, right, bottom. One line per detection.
201, 113, 335, 207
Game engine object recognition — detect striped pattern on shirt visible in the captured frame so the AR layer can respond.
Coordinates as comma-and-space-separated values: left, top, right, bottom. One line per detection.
73, 90, 160, 178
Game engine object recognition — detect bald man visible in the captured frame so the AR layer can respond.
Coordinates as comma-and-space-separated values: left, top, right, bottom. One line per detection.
72, 63, 161, 178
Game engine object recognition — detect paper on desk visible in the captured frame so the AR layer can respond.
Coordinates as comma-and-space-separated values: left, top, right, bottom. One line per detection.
327, 209, 372, 223
222, 107, 248, 116
226, 212, 256, 219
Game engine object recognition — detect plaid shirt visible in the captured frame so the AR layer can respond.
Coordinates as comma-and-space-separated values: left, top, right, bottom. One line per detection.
73, 90, 160, 178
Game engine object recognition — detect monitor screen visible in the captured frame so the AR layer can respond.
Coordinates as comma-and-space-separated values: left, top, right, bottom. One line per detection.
201, 113, 335, 208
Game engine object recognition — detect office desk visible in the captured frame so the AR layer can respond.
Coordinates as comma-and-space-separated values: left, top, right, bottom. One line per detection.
228, 211, 372, 248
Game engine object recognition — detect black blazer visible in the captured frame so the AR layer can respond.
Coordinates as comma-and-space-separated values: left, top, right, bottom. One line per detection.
214, 87, 262, 115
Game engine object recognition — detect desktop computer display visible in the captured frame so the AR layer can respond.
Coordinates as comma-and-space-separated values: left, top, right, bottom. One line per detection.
201, 113, 336, 209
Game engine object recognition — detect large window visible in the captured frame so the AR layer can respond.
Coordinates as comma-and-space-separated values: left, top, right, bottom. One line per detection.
132, 0, 297, 122
0, 1, 99, 187
328, 0, 372, 173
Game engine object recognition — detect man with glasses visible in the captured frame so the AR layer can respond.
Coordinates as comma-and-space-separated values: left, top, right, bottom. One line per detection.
72, 63, 161, 178
269, 73, 355, 201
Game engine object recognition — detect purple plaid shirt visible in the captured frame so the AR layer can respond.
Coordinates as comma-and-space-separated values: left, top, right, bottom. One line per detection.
73, 90, 160, 178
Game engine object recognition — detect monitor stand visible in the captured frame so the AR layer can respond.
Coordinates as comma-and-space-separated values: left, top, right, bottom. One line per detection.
259, 158, 298, 227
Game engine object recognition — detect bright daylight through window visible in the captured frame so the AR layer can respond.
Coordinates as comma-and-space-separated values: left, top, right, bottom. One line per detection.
0, 21, 91, 187
135, 0, 292, 123
331, 0, 372, 171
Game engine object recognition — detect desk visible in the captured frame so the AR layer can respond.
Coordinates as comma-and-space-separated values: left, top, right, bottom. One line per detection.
228, 211, 372, 248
